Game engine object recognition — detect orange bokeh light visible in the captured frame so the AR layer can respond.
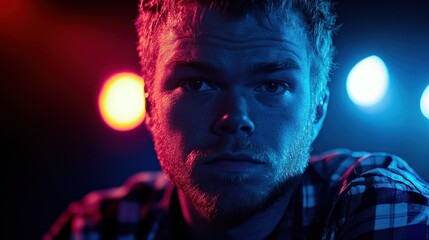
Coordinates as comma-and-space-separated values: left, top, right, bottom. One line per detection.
98, 72, 146, 131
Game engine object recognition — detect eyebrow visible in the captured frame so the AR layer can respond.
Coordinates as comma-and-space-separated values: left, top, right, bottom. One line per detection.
168, 58, 301, 74
170, 61, 218, 74
250, 59, 300, 74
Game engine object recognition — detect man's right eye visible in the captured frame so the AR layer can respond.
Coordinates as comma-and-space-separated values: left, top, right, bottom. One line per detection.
181, 79, 215, 92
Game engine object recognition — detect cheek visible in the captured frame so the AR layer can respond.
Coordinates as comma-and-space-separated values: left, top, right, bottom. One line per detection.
149, 91, 181, 143
153, 92, 213, 150
170, 99, 215, 143
254, 98, 312, 148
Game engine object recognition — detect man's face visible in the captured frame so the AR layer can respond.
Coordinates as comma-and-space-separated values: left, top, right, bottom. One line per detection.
148, 6, 314, 221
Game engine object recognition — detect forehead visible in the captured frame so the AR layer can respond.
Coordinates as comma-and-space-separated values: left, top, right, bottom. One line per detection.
156, 5, 308, 71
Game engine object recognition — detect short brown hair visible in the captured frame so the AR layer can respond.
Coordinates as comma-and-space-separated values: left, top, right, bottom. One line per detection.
136, 0, 337, 107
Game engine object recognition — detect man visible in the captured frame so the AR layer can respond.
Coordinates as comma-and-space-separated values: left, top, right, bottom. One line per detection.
45, 0, 429, 239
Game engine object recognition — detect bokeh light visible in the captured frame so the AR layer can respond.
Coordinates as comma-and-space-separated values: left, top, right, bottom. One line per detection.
346, 55, 389, 107
421, 84, 429, 120
98, 72, 146, 131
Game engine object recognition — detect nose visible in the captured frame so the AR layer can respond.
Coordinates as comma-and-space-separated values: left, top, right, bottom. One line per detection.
213, 94, 255, 137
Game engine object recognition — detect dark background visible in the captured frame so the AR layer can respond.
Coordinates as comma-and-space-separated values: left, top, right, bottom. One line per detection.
2, 0, 428, 239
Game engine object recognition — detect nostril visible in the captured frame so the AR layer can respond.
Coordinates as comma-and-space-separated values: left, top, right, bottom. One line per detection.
221, 125, 231, 133
240, 125, 252, 133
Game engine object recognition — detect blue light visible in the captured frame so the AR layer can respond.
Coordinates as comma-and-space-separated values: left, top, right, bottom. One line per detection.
346, 55, 389, 107
421, 84, 429, 120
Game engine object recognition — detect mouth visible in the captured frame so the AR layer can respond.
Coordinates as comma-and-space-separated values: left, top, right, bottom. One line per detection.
202, 153, 265, 172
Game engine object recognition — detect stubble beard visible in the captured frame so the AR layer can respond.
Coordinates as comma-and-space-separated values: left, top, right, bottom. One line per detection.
152, 121, 313, 226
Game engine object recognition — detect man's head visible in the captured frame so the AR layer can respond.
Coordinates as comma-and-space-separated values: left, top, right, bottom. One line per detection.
136, 0, 336, 224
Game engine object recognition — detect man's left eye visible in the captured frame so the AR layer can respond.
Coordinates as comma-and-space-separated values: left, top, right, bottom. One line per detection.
255, 81, 289, 94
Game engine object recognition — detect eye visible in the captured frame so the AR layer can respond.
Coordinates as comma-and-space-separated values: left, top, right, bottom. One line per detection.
181, 78, 215, 92
255, 81, 289, 94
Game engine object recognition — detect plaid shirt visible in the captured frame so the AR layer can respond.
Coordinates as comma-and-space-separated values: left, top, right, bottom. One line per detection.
44, 149, 429, 239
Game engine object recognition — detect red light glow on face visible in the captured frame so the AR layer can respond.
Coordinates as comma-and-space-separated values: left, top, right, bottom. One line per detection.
98, 72, 146, 131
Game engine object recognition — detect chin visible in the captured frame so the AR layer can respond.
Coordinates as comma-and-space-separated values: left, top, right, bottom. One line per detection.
187, 170, 301, 225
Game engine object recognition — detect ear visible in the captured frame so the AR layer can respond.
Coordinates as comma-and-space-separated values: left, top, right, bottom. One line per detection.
143, 92, 154, 131
311, 90, 330, 142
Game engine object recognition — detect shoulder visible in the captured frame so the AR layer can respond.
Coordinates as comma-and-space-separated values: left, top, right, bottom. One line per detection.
312, 150, 429, 239
309, 149, 428, 191
74, 171, 171, 219
44, 171, 172, 240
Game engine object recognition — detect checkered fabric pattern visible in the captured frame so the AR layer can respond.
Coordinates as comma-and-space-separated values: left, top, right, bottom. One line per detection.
44, 149, 429, 239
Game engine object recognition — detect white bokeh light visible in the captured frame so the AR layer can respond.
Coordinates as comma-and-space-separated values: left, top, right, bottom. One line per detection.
347, 55, 389, 107
421, 84, 429, 120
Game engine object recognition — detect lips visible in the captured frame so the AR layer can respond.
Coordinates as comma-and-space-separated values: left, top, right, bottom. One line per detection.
202, 153, 265, 166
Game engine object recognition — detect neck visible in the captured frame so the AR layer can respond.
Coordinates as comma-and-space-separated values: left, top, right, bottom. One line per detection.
177, 188, 294, 240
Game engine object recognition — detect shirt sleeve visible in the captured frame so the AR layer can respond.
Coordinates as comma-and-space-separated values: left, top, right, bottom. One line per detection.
326, 153, 429, 240
43, 201, 82, 240
43, 171, 170, 240
44, 198, 109, 240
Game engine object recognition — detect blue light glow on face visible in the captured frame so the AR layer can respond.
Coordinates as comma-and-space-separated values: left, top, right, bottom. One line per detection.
421, 84, 429, 120
346, 55, 389, 107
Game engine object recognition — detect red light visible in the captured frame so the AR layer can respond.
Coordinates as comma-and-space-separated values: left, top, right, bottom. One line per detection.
98, 72, 146, 131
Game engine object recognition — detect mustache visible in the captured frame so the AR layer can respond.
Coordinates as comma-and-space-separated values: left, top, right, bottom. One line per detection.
185, 139, 275, 164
